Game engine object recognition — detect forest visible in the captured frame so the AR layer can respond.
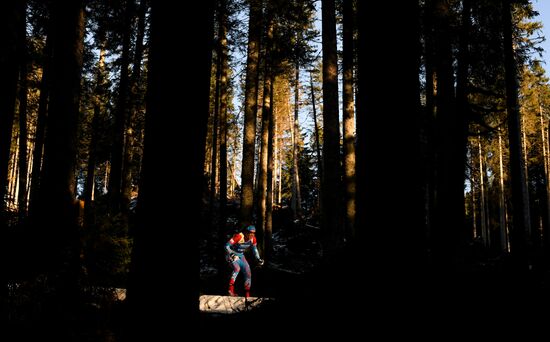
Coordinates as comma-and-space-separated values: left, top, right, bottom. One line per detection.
3, 0, 550, 339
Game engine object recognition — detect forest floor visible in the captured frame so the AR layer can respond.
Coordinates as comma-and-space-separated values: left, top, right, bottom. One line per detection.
199, 212, 550, 334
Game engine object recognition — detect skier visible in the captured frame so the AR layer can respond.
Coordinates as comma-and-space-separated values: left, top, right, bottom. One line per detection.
225, 225, 264, 297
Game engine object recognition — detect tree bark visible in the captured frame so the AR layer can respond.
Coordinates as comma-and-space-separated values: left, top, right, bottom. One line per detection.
122, 0, 148, 210
356, 1, 424, 277
17, 0, 28, 220
503, 0, 531, 270
240, 0, 262, 224
109, 0, 134, 212
126, 0, 215, 335
291, 64, 302, 222
34, 0, 85, 316
321, 0, 342, 255
218, 0, 229, 233
342, 0, 356, 241
28, 32, 52, 219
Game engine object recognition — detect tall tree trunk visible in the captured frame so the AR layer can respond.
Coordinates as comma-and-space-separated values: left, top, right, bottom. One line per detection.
35, 0, 85, 317
342, 0, 356, 241
209, 20, 221, 219
121, 0, 147, 212
356, 1, 424, 279
503, 0, 531, 270
257, 49, 272, 243
498, 129, 509, 252
126, 1, 215, 334
321, 0, 342, 255
309, 71, 322, 213
540, 106, 550, 256
472, 167, 477, 239
455, 0, 471, 243
240, 0, 262, 224
265, 76, 275, 260
430, 0, 464, 270
17, 0, 28, 221
422, 0, 437, 239
478, 136, 488, 247
109, 0, 133, 212
28, 32, 52, 219
277, 134, 282, 205
0, 0, 21, 224
9, 144, 19, 207
291, 64, 302, 222
122, 0, 147, 210
218, 0, 229, 234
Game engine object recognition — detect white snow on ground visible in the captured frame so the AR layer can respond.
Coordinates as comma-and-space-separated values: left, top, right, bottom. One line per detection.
199, 294, 273, 314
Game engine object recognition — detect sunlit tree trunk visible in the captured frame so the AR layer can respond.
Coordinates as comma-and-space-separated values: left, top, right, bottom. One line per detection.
265, 76, 275, 260
309, 71, 322, 212
291, 64, 302, 222
9, 144, 19, 207
472, 171, 477, 239
538, 104, 550, 255
257, 67, 272, 238
17, 0, 28, 220
277, 141, 282, 205
273, 114, 279, 205
342, 0, 356, 241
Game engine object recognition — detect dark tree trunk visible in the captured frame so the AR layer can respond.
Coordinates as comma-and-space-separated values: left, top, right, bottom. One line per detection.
356, 0, 424, 281
429, 0, 462, 270
125, 1, 214, 335
109, 0, 134, 212
321, 0, 342, 255
209, 53, 220, 211
122, 0, 147, 209
28, 32, 52, 219
422, 0, 437, 239
455, 0, 471, 244
240, 0, 262, 225
84, 46, 107, 224
34, 0, 85, 318
503, 0, 531, 270
218, 0, 229, 234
